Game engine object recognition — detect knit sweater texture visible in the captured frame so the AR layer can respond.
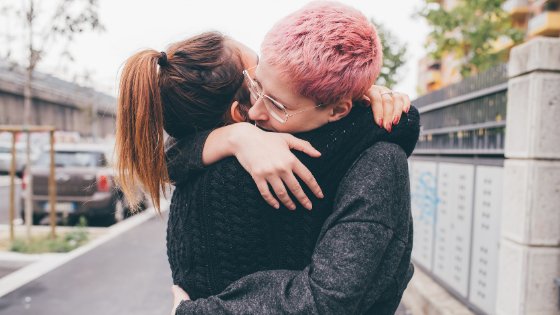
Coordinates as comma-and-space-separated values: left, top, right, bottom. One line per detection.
176, 142, 414, 315
165, 106, 419, 312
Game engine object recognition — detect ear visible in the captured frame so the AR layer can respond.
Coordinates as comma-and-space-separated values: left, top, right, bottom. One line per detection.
229, 101, 245, 123
328, 99, 353, 122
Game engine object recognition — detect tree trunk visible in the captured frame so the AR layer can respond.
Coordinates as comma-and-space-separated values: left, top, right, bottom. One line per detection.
23, 69, 32, 125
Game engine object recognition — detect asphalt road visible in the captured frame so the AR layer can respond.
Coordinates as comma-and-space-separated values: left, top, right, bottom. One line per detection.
0, 212, 172, 315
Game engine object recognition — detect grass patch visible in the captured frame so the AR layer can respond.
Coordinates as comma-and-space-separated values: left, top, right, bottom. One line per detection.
10, 216, 90, 254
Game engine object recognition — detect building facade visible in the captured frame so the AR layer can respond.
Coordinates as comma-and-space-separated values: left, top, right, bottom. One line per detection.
417, 0, 560, 95
0, 62, 116, 139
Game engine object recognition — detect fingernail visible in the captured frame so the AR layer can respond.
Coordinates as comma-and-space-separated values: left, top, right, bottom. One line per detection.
379, 118, 383, 127
319, 191, 324, 198
274, 203, 280, 209
393, 116, 399, 125
290, 205, 296, 211
305, 201, 312, 210
386, 124, 392, 132
405, 107, 410, 113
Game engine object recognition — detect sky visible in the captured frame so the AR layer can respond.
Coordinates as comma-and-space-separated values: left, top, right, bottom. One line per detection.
7, 0, 430, 99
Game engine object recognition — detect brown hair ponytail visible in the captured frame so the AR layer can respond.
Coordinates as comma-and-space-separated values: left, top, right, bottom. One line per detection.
115, 49, 168, 212
115, 32, 249, 213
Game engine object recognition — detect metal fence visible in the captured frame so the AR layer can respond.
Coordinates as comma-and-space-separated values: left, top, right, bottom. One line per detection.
414, 64, 508, 155
410, 64, 508, 315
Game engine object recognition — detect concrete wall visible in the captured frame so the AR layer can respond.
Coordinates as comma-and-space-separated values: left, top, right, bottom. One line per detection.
404, 37, 560, 315
495, 37, 560, 315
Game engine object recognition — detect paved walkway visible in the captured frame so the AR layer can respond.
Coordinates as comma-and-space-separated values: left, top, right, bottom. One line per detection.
0, 212, 172, 315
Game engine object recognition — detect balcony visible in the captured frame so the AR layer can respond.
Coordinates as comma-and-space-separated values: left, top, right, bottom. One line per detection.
491, 35, 515, 53
503, 0, 531, 19
528, 11, 560, 37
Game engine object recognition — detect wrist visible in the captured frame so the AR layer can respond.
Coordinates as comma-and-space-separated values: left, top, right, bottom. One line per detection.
227, 122, 257, 156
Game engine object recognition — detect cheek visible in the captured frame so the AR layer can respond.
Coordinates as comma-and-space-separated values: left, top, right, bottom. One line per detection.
247, 106, 258, 120
283, 112, 327, 133
303, 110, 330, 125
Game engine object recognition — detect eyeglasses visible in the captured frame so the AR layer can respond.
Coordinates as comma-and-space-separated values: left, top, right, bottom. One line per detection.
242, 66, 324, 124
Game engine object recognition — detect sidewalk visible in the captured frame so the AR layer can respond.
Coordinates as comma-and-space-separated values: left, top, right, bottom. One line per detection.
0, 211, 172, 315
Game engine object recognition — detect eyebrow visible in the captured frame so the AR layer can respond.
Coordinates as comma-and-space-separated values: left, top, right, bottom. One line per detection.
253, 64, 292, 109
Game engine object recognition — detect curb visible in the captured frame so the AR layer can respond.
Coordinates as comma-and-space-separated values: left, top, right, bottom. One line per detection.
0, 200, 169, 298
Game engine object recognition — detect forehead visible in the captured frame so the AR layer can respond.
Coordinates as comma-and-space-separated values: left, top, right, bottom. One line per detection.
255, 59, 307, 108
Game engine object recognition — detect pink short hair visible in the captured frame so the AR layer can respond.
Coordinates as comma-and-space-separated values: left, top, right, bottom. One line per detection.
261, 1, 383, 105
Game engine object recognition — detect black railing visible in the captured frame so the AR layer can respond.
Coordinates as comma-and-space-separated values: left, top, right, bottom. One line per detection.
414, 64, 509, 155
414, 64, 508, 109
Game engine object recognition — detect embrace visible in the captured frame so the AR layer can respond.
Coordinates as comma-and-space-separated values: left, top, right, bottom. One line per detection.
115, 1, 420, 314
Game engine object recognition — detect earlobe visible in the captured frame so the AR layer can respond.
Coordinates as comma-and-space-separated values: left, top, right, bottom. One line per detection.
329, 99, 353, 122
230, 101, 245, 123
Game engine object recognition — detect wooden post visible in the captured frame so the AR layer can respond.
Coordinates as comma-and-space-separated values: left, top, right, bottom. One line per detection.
0, 126, 57, 240
9, 132, 17, 241
49, 130, 56, 239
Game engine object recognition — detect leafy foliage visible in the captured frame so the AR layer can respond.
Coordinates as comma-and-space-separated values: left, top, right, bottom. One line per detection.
0, 0, 105, 124
373, 18, 408, 89
417, 0, 525, 77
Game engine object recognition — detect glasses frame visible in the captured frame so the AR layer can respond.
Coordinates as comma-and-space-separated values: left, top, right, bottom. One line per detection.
242, 66, 324, 124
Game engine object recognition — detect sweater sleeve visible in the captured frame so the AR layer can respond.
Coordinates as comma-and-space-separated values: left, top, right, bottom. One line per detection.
175, 142, 412, 315
384, 106, 420, 157
165, 130, 212, 186
164, 106, 419, 187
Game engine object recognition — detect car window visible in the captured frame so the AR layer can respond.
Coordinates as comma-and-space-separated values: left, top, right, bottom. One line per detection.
36, 151, 107, 167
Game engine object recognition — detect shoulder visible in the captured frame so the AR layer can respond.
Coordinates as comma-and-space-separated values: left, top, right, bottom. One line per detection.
366, 142, 408, 160
336, 141, 409, 196
345, 142, 408, 179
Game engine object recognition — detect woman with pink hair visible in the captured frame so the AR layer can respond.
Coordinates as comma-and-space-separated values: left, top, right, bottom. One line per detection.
169, 2, 416, 314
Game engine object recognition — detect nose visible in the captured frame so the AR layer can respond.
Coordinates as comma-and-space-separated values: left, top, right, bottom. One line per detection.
248, 97, 269, 122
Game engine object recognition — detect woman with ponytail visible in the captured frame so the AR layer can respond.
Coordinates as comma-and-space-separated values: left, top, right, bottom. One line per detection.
115, 32, 251, 212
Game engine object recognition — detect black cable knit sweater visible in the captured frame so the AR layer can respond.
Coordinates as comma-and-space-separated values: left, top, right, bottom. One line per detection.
165, 105, 420, 301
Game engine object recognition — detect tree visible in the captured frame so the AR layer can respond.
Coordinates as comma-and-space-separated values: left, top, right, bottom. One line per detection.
0, 0, 104, 236
372, 18, 408, 89
416, 0, 524, 77
0, 0, 105, 125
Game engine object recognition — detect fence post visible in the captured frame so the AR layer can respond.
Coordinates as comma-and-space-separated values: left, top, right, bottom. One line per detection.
495, 37, 560, 315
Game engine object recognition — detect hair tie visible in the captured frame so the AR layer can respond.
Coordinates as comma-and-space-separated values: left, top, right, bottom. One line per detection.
158, 51, 168, 67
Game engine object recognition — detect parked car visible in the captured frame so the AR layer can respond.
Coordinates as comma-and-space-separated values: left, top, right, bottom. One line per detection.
21, 143, 146, 225
0, 142, 40, 177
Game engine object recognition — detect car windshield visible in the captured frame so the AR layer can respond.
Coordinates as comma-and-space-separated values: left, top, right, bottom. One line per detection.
36, 151, 106, 168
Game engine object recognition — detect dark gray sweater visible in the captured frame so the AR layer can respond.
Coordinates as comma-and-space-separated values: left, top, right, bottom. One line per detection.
174, 141, 414, 314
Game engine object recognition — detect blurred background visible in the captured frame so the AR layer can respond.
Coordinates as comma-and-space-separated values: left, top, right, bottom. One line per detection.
0, 0, 559, 314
